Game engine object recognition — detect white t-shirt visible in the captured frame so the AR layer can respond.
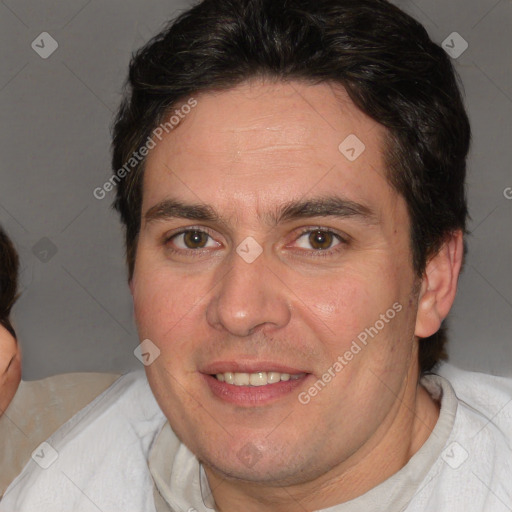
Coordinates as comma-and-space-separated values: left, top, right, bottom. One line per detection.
1, 363, 511, 512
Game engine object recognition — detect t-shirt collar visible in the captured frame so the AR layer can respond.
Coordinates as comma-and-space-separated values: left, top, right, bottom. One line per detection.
149, 373, 457, 512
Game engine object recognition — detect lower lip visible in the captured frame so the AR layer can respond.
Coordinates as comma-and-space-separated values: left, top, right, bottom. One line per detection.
203, 374, 310, 406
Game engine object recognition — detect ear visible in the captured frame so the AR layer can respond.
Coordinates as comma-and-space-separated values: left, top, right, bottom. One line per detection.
415, 230, 464, 338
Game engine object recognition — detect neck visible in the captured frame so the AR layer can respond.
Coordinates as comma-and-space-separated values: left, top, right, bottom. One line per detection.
205, 368, 440, 512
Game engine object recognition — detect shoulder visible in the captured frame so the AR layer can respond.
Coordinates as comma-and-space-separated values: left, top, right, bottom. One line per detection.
0, 372, 120, 496
435, 362, 512, 439
36, 370, 165, 450
409, 364, 512, 511
1, 371, 166, 512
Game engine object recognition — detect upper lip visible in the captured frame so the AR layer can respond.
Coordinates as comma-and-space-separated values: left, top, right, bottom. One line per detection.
201, 361, 309, 375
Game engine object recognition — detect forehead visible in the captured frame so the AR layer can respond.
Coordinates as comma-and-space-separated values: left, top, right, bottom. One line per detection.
142, 80, 400, 224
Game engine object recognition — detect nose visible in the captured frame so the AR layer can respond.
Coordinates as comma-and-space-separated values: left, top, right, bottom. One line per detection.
205, 247, 292, 337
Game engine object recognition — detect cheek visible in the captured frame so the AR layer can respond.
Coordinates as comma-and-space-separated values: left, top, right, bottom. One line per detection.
299, 272, 389, 333
132, 266, 204, 345
0, 330, 19, 367
294, 262, 410, 357
132, 267, 173, 337
312, 283, 367, 330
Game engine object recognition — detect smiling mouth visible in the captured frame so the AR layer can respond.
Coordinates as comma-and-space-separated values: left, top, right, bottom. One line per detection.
213, 371, 307, 386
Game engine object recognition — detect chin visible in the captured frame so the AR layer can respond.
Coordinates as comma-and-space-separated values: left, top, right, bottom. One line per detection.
198, 439, 322, 487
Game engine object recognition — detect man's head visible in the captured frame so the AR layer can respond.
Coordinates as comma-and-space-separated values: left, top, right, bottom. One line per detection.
111, 0, 468, 498
0, 226, 21, 413
113, 0, 470, 374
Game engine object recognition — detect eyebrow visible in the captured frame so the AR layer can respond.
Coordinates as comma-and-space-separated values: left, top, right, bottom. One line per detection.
144, 195, 378, 227
271, 196, 377, 225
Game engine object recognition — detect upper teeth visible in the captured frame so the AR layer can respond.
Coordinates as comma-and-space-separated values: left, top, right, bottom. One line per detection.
216, 372, 304, 386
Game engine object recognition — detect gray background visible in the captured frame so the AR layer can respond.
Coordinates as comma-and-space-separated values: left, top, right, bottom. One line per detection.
0, 0, 510, 380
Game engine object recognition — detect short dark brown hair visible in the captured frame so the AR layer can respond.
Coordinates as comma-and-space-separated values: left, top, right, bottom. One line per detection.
0, 227, 19, 338
112, 0, 470, 372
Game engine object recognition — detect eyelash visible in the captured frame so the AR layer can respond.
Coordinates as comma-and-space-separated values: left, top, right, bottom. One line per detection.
163, 226, 348, 258
292, 227, 348, 257
163, 227, 219, 258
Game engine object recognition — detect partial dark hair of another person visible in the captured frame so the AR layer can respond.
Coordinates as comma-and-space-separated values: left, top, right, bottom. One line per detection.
0, 227, 19, 338
111, 0, 471, 371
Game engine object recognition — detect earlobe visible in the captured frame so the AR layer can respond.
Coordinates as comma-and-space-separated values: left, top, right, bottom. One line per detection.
414, 230, 464, 338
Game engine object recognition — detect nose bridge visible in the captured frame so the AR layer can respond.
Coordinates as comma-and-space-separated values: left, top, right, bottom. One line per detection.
206, 247, 291, 336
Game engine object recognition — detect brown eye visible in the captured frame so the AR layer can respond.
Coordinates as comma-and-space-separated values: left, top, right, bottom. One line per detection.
182, 230, 209, 249
308, 230, 334, 250
166, 228, 220, 255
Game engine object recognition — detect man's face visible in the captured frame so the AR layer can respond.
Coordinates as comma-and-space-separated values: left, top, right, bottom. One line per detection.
131, 81, 422, 484
0, 325, 21, 414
